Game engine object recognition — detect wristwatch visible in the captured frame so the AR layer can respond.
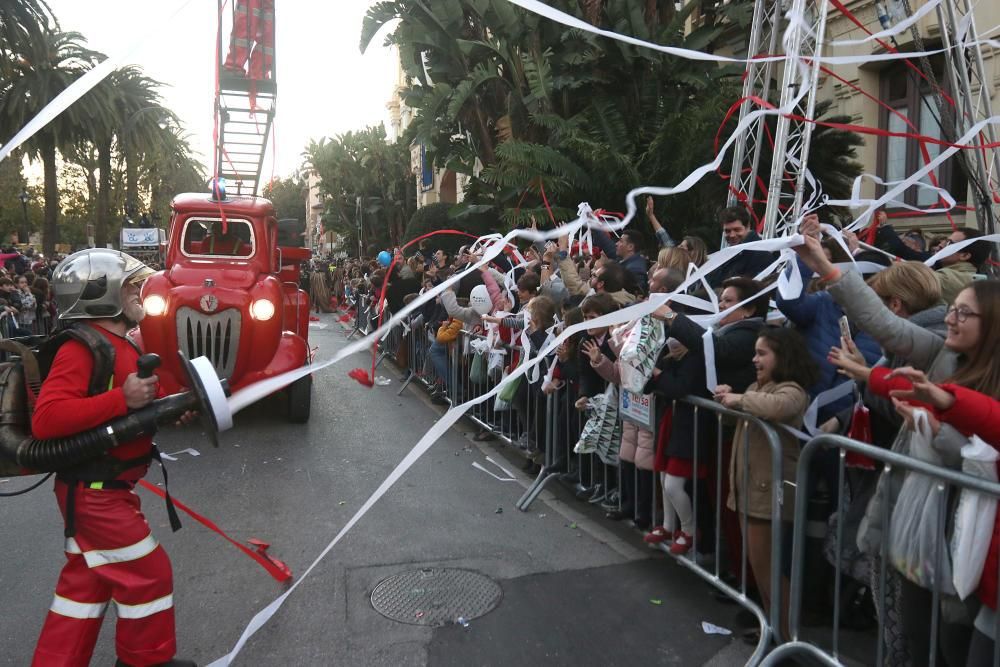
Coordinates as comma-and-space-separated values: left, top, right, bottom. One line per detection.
541, 263, 550, 270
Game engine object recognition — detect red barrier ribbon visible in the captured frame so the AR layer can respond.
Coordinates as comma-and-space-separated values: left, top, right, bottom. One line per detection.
138, 479, 293, 583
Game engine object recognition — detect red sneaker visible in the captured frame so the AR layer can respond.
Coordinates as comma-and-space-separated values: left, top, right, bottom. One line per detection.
643, 526, 670, 544
669, 530, 696, 555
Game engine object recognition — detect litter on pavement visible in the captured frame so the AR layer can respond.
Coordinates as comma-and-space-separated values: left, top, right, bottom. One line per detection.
701, 622, 732, 636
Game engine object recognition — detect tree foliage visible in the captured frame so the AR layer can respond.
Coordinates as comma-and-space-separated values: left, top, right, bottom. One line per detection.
0, 8, 203, 254
304, 126, 415, 252
361, 0, 862, 250
262, 176, 307, 222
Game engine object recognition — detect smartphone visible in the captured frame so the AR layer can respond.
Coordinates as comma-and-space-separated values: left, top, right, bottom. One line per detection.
838, 315, 852, 342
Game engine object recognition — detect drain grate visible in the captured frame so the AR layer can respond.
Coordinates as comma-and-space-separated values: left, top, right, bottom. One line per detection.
370, 568, 503, 627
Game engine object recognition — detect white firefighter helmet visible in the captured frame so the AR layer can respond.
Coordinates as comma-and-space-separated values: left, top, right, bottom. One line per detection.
52, 248, 155, 320
469, 284, 492, 316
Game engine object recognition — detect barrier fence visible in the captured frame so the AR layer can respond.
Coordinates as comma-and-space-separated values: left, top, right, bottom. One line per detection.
373, 321, 999, 666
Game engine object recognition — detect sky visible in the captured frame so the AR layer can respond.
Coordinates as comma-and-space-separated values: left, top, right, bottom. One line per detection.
44, 0, 399, 182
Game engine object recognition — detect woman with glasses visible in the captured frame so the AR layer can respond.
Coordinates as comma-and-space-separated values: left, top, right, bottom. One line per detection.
795, 213, 998, 667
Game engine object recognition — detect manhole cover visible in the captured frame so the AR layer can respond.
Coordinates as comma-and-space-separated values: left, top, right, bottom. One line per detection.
370, 568, 502, 626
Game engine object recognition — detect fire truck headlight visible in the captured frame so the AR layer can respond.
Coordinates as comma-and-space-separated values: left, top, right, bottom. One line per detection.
143, 295, 167, 317
250, 298, 275, 321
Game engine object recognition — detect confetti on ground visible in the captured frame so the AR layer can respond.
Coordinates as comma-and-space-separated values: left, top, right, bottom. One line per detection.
701, 622, 732, 636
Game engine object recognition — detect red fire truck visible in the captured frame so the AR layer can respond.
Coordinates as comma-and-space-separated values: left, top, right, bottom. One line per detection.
135, 192, 312, 422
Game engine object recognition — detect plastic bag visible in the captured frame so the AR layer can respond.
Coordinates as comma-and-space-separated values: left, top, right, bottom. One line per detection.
888, 409, 955, 595
618, 315, 666, 394
470, 351, 487, 385
574, 384, 622, 464
951, 435, 999, 599
494, 371, 512, 412
488, 349, 506, 379
496, 373, 521, 402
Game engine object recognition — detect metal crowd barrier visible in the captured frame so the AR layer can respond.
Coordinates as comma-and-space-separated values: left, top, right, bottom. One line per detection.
516, 389, 787, 663
384, 327, 791, 663
761, 434, 1000, 667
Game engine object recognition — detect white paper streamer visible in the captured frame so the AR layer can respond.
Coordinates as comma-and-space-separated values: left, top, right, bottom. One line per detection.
207, 4, 1000, 662
0, 0, 197, 163
502, 0, 954, 67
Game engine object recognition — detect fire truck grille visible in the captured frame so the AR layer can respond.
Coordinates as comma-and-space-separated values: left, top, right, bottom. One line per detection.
176, 306, 241, 379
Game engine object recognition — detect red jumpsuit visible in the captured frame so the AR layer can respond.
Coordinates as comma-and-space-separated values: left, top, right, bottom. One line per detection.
31, 325, 176, 667
224, 0, 274, 80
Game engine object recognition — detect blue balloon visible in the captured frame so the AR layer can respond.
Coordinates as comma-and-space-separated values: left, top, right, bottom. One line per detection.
377, 250, 392, 267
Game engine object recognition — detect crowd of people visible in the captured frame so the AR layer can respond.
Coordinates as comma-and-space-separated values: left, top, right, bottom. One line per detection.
0, 246, 61, 338
325, 198, 1000, 665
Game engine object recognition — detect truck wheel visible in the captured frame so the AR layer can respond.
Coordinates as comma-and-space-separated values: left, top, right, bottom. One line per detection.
286, 374, 312, 423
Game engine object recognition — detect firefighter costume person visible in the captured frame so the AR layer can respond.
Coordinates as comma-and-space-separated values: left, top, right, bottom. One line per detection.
223, 0, 274, 80
31, 249, 195, 667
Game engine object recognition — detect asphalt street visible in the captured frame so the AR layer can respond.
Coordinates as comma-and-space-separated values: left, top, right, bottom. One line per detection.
0, 311, 754, 666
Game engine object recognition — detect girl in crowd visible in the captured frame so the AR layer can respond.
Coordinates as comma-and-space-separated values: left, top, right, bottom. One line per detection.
654, 277, 768, 581
714, 326, 818, 642
15, 274, 36, 332
515, 295, 557, 470
574, 293, 620, 499
797, 213, 996, 666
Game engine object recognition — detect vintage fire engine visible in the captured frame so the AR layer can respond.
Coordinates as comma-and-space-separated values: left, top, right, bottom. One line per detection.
135, 190, 312, 422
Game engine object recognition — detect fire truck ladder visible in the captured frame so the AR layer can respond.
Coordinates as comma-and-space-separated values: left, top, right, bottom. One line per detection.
215, 0, 276, 196
728, 0, 830, 239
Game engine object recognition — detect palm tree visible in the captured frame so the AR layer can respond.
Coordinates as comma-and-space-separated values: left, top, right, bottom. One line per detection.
0, 29, 105, 254
145, 123, 205, 223
80, 67, 172, 247
0, 1, 55, 76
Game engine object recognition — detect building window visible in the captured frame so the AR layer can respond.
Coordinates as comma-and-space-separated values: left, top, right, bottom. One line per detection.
878, 60, 967, 211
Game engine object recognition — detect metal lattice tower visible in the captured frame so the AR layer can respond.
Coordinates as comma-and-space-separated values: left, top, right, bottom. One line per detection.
760, 0, 830, 238
728, 0, 830, 238
934, 0, 1000, 237
726, 0, 783, 211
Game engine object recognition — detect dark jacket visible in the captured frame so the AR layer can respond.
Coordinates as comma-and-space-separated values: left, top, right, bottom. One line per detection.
776, 257, 883, 421
648, 347, 715, 461
707, 231, 777, 287
875, 225, 932, 262
666, 315, 764, 393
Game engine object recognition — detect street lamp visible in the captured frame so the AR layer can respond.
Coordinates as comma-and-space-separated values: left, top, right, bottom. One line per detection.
17, 190, 29, 246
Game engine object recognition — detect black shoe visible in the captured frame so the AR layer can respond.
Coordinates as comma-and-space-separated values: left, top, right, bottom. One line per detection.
116, 659, 197, 667
633, 518, 651, 532
431, 394, 450, 406
575, 485, 596, 499
605, 510, 627, 521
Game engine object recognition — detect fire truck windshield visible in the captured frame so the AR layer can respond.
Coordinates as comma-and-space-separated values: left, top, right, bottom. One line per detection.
181, 218, 255, 258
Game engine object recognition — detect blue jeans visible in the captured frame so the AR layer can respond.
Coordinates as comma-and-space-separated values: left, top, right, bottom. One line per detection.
429, 340, 450, 388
